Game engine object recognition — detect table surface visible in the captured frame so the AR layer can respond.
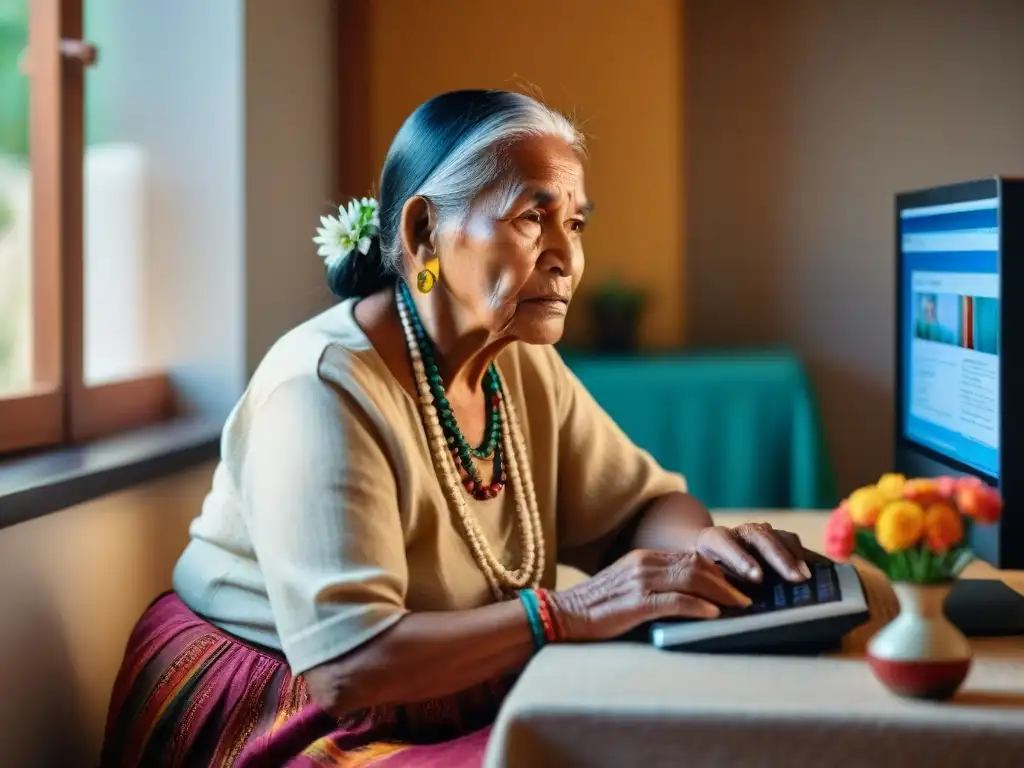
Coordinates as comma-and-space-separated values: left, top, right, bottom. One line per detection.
485, 511, 1024, 768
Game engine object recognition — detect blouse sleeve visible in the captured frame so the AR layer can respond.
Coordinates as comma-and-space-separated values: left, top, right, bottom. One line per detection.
240, 374, 409, 675
550, 349, 688, 554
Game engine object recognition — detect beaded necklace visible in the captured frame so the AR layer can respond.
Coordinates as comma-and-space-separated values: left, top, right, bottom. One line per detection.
398, 280, 505, 500
395, 280, 545, 598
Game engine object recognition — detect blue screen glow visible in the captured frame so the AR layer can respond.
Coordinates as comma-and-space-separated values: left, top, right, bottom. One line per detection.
900, 197, 1000, 479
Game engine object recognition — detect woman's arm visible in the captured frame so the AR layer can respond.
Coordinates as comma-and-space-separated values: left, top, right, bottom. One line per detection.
304, 549, 751, 718
303, 601, 533, 717
629, 491, 714, 553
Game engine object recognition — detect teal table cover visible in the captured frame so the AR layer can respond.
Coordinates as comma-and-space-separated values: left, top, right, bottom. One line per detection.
562, 351, 838, 510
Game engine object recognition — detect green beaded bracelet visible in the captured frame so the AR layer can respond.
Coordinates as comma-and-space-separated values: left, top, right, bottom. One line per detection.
518, 589, 547, 651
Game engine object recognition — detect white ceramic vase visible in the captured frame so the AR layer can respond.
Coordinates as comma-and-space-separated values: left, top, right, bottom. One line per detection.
866, 582, 972, 700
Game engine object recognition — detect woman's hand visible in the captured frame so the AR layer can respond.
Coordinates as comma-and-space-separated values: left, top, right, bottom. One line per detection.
547, 549, 753, 641
695, 522, 814, 583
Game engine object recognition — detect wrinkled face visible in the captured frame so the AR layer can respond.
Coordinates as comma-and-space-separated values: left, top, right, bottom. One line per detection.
434, 134, 589, 345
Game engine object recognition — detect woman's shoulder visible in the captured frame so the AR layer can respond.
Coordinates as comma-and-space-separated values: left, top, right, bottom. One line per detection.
213, 302, 408, 489
243, 300, 395, 417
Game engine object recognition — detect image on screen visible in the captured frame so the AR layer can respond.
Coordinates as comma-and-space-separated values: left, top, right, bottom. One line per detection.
900, 197, 1000, 478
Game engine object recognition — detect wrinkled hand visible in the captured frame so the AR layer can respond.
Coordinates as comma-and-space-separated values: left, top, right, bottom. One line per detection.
695, 522, 815, 583
547, 549, 753, 642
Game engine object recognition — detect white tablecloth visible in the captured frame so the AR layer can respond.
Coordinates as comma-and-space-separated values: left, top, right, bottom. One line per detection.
484, 512, 1024, 768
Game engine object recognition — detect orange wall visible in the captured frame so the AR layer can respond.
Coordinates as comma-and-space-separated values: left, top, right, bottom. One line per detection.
355, 0, 685, 348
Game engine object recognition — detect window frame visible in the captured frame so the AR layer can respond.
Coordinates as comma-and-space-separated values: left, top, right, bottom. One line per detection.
0, 0, 174, 456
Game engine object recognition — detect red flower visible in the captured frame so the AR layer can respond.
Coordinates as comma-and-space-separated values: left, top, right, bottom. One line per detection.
956, 478, 1002, 525
935, 476, 958, 498
824, 505, 856, 561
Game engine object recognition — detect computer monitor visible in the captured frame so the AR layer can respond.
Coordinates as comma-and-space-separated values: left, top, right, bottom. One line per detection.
895, 177, 1024, 568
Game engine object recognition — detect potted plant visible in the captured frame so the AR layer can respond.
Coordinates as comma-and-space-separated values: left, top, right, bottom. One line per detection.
825, 473, 1002, 700
588, 278, 646, 354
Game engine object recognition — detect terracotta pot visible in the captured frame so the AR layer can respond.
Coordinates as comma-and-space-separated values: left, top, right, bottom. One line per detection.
866, 582, 972, 700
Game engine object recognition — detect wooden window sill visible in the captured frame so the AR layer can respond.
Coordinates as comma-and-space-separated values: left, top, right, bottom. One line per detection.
0, 417, 221, 531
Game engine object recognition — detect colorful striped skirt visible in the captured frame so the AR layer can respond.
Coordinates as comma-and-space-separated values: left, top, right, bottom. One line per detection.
100, 593, 512, 767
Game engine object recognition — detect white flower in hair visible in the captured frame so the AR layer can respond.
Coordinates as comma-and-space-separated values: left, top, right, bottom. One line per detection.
313, 196, 380, 268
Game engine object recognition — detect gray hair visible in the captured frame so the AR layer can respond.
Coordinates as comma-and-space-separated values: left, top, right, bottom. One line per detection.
327, 90, 585, 300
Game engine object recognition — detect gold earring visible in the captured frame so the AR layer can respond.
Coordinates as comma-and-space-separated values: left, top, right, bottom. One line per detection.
416, 268, 436, 294
416, 256, 440, 294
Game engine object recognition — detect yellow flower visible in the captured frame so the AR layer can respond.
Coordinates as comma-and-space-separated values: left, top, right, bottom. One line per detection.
875, 500, 926, 553
847, 486, 887, 527
876, 473, 906, 500
923, 502, 964, 553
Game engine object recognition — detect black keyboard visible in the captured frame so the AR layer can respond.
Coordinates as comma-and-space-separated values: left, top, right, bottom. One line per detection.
719, 562, 840, 617
646, 560, 870, 655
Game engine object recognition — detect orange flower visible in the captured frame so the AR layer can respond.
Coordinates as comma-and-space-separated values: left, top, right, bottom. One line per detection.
824, 505, 856, 561
847, 486, 887, 527
956, 478, 1002, 525
901, 478, 949, 506
876, 473, 906, 500
923, 502, 964, 553
875, 500, 925, 553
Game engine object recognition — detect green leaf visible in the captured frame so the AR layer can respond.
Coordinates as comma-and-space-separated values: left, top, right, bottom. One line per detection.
908, 548, 927, 581
592, 278, 645, 307
854, 528, 888, 567
851, 529, 975, 583
892, 552, 909, 581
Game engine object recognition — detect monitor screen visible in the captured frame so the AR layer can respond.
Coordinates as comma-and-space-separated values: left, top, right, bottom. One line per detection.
899, 195, 1000, 479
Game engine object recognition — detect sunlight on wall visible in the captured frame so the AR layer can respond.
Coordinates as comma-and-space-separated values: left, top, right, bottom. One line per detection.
363, 0, 685, 348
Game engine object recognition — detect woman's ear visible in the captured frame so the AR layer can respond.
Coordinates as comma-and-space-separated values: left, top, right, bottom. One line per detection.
399, 196, 438, 278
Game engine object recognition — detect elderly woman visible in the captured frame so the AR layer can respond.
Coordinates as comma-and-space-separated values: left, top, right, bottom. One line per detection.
101, 90, 812, 767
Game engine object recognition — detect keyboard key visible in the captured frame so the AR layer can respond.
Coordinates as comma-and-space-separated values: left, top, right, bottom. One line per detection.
773, 584, 787, 608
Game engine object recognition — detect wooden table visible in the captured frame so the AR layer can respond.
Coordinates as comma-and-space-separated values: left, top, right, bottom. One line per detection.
485, 512, 1024, 768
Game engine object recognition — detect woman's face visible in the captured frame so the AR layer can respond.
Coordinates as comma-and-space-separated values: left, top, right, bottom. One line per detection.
433, 134, 589, 346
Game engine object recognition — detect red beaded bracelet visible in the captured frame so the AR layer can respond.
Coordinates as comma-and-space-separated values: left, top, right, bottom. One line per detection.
535, 589, 561, 643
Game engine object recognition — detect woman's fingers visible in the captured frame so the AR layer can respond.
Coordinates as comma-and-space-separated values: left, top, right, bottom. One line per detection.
775, 530, 831, 565
737, 524, 809, 582
642, 591, 721, 620
696, 526, 764, 581
646, 551, 752, 608
775, 529, 822, 564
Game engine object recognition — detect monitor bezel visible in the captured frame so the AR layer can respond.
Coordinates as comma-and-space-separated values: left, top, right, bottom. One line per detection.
894, 177, 1000, 485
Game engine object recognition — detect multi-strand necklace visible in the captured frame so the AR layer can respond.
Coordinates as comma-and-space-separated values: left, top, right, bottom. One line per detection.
401, 281, 505, 500
395, 280, 545, 598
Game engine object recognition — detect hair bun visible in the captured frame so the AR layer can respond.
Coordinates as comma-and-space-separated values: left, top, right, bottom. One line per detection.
324, 218, 390, 300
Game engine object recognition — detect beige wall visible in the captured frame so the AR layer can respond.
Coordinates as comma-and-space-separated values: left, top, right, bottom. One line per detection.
245, 0, 339, 375
685, 0, 1024, 492
361, 0, 686, 348
0, 464, 214, 768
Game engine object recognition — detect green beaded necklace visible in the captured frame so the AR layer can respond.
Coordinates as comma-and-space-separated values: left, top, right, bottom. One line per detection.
399, 280, 507, 501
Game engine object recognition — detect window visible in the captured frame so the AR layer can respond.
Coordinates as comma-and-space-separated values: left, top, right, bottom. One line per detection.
0, 0, 173, 456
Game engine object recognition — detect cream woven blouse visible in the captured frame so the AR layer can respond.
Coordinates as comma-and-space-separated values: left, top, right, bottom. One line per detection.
173, 299, 687, 675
